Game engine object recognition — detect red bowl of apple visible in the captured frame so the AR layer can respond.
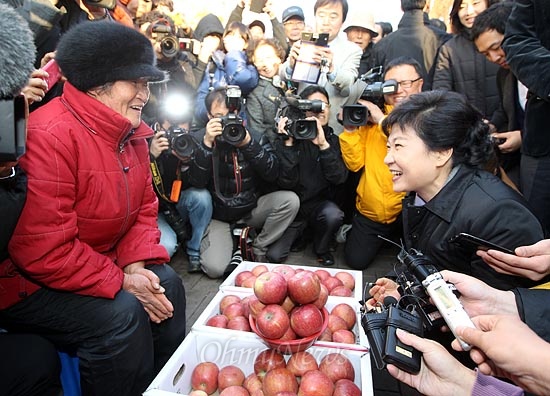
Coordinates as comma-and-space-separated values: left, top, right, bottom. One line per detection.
249, 307, 329, 354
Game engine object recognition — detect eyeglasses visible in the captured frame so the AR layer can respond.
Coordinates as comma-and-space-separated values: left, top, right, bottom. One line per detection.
284, 20, 305, 27
395, 77, 422, 89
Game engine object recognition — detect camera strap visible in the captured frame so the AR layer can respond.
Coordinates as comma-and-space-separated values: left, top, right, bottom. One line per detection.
150, 159, 177, 203
211, 145, 242, 203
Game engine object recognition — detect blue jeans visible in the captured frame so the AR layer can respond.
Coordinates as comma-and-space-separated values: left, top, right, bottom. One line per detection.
176, 188, 213, 257
157, 213, 178, 257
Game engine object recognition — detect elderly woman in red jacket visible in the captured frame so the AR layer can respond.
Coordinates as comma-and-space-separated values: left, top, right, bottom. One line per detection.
0, 21, 186, 396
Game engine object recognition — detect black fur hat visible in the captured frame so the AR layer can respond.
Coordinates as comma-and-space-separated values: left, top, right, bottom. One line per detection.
56, 20, 166, 92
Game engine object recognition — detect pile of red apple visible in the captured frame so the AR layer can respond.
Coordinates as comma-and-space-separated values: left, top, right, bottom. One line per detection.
206, 266, 360, 345
234, 264, 356, 298
189, 348, 361, 396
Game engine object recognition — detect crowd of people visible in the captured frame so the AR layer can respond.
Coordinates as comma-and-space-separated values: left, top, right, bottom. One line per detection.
2, 0, 550, 395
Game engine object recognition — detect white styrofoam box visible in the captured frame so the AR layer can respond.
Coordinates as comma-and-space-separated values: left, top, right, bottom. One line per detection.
144, 331, 373, 396
220, 261, 364, 302
190, 288, 258, 340
315, 296, 369, 352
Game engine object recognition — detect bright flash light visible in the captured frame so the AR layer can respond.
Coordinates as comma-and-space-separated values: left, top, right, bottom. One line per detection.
163, 93, 190, 119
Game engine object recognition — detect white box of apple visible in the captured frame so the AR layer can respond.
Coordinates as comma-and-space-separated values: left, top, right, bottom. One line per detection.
220, 262, 363, 301
144, 331, 372, 396
193, 267, 368, 352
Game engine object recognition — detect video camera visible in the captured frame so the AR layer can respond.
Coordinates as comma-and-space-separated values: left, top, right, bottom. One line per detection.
361, 241, 476, 373
165, 127, 196, 162
150, 20, 180, 59
276, 95, 325, 140
342, 66, 398, 127
218, 86, 246, 146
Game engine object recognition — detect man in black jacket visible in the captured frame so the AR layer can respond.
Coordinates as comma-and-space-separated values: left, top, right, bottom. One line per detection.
188, 88, 299, 278
503, 0, 550, 233
373, 0, 450, 90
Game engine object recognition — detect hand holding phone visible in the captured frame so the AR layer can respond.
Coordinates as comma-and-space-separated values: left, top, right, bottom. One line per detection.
41, 59, 62, 93
448, 233, 515, 255
249, 0, 265, 13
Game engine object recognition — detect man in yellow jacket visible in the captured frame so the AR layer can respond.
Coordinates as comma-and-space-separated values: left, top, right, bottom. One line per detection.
340, 56, 424, 270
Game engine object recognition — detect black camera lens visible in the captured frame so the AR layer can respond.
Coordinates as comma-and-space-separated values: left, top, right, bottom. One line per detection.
222, 124, 246, 145
291, 119, 317, 140
172, 134, 196, 160
161, 36, 179, 58
342, 104, 368, 126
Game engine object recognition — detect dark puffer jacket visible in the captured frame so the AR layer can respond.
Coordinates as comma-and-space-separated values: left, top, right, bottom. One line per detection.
189, 129, 278, 222
433, 33, 500, 119
402, 165, 544, 290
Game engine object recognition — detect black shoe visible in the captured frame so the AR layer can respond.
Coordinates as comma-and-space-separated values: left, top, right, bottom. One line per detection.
316, 252, 335, 267
187, 255, 201, 273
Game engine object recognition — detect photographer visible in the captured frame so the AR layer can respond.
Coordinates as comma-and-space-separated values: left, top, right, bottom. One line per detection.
339, 57, 423, 270
271, 85, 348, 266
148, 86, 213, 274
187, 87, 299, 277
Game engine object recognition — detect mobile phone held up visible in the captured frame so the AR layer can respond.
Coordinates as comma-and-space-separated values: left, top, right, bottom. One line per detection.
41, 59, 62, 94
448, 233, 515, 255
249, 0, 266, 14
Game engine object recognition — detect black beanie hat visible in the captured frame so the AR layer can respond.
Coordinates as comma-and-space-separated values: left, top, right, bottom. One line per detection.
56, 20, 166, 92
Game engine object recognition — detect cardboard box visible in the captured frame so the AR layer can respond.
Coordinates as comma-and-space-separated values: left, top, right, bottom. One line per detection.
192, 288, 369, 352
144, 331, 373, 396
220, 261, 364, 302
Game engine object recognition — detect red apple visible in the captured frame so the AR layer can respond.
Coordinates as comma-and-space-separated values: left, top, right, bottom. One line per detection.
191, 362, 219, 395
188, 391, 208, 396
318, 353, 355, 383
313, 269, 331, 282
332, 329, 356, 344
297, 370, 333, 396
312, 284, 329, 310
278, 325, 297, 341
322, 276, 343, 292
247, 295, 267, 319
254, 349, 286, 380
290, 304, 324, 338
254, 271, 288, 305
223, 302, 245, 320
334, 272, 355, 291
252, 264, 269, 276
286, 351, 319, 379
227, 315, 251, 331
273, 393, 297, 396
262, 367, 298, 396
241, 296, 251, 318
256, 304, 290, 339
272, 265, 296, 281
327, 314, 348, 333
244, 373, 263, 394
235, 270, 255, 286
333, 379, 360, 396
331, 303, 357, 329
242, 275, 258, 288
330, 286, 353, 297
251, 390, 265, 396
280, 295, 296, 314
218, 365, 245, 391
287, 271, 321, 305
318, 327, 332, 342
219, 385, 249, 396
220, 295, 242, 313
206, 314, 228, 328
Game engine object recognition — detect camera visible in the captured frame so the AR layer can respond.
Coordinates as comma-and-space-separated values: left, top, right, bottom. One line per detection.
151, 21, 179, 59
220, 114, 246, 146
276, 95, 325, 140
160, 202, 189, 243
342, 66, 398, 126
178, 38, 201, 55
0, 95, 27, 162
165, 127, 196, 162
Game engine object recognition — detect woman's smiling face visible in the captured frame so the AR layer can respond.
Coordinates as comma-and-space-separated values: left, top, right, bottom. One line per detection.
253, 43, 282, 79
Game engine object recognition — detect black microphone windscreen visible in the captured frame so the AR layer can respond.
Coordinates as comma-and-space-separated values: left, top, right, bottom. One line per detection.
0, 3, 37, 99
383, 296, 398, 307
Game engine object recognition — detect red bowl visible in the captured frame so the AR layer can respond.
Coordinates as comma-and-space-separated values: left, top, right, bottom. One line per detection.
249, 307, 329, 354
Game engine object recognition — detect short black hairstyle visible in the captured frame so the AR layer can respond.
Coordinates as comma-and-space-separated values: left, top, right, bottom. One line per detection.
471, 2, 514, 42
205, 87, 227, 114
299, 85, 330, 104
401, 0, 426, 12
382, 90, 494, 170
314, 0, 348, 23
376, 21, 393, 37
385, 56, 424, 80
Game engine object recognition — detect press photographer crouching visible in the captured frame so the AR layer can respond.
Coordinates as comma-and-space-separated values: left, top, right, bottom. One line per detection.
149, 86, 213, 273
270, 85, 348, 266
339, 56, 424, 271
187, 87, 299, 278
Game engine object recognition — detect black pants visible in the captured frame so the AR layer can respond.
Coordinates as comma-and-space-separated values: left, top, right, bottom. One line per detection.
345, 212, 402, 270
0, 264, 186, 396
0, 333, 62, 396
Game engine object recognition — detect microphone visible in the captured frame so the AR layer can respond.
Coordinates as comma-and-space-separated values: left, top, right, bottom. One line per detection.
0, 3, 37, 99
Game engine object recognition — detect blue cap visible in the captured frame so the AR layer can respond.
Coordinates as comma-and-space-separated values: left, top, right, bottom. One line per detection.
282, 6, 305, 23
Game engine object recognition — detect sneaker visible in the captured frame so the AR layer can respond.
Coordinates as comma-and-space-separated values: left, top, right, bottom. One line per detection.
316, 252, 335, 267
335, 224, 352, 244
187, 255, 201, 273
223, 249, 243, 278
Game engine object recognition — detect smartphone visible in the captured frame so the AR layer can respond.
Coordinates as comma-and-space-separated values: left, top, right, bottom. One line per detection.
448, 233, 515, 255
315, 33, 329, 47
42, 59, 62, 93
249, 0, 266, 14
301, 32, 314, 42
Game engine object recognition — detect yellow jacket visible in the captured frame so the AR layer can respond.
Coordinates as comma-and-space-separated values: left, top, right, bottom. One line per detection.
339, 110, 405, 224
